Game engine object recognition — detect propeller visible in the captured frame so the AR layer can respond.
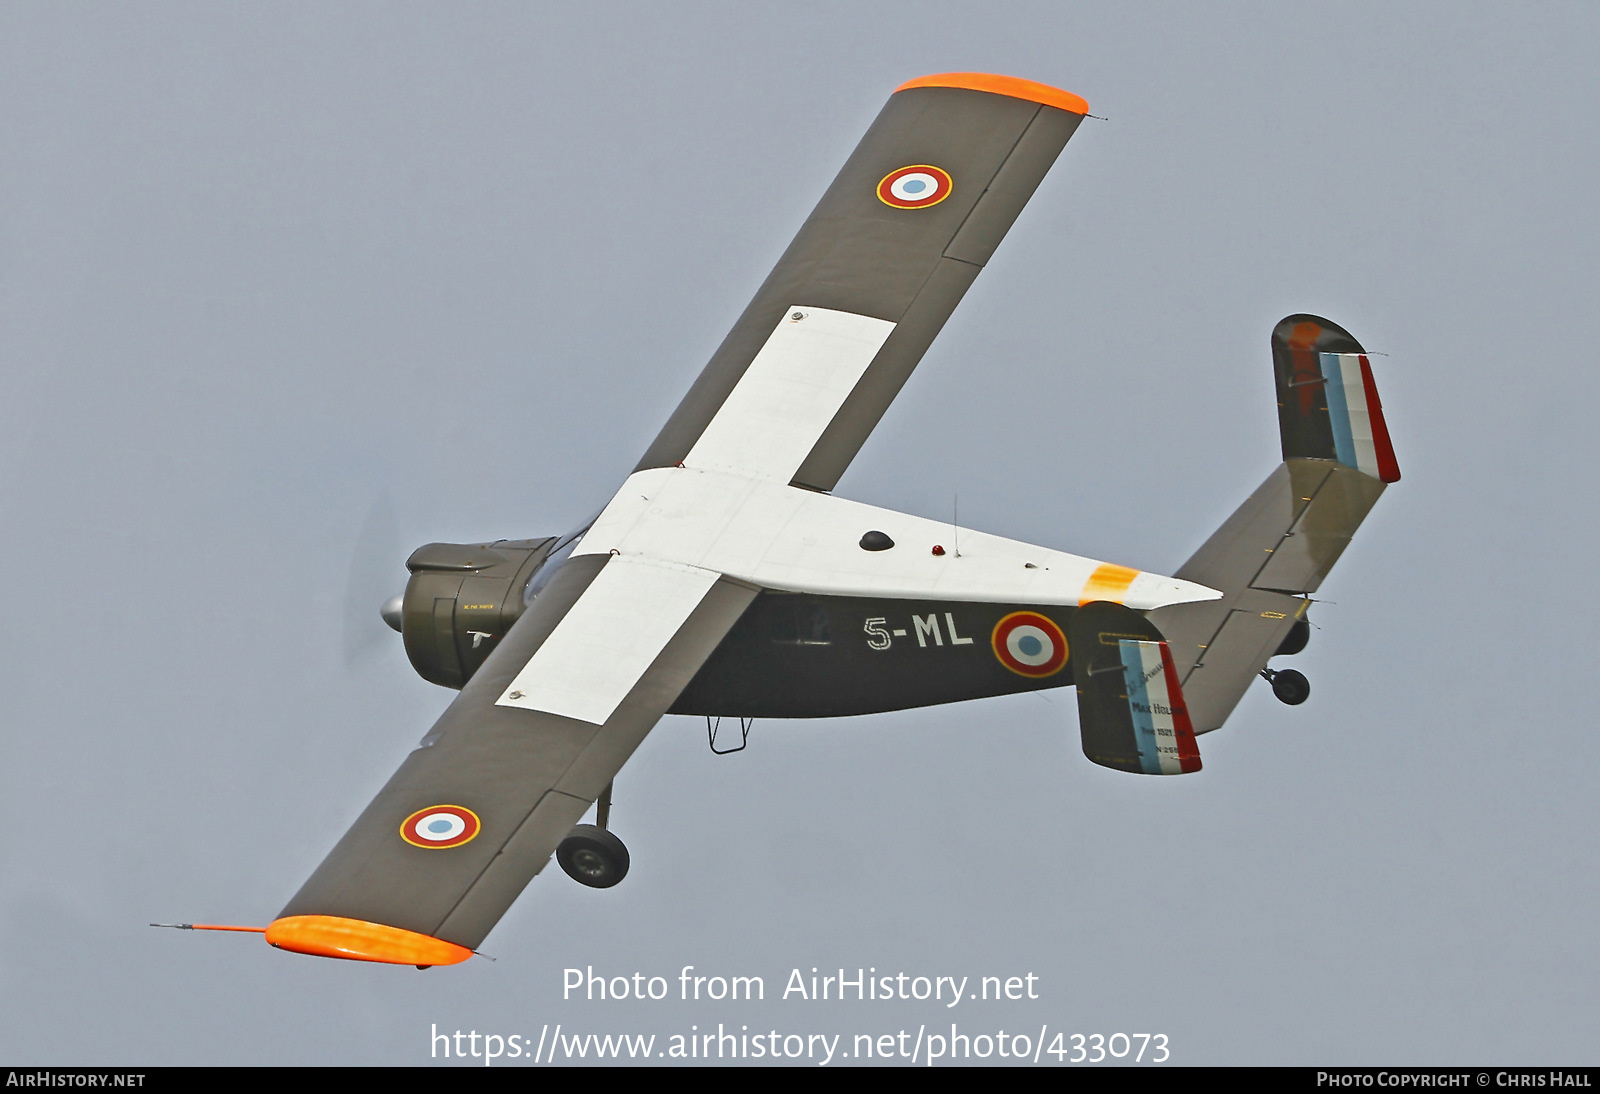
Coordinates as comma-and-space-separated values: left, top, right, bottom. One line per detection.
342, 492, 407, 666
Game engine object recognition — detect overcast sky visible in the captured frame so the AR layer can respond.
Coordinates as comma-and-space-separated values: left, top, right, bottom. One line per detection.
2, 1, 1597, 1066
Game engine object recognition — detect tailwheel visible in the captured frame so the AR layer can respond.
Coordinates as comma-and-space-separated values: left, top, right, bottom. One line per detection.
1260, 667, 1310, 706
557, 825, 631, 888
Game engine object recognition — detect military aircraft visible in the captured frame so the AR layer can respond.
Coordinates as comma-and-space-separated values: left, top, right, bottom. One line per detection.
164, 73, 1399, 967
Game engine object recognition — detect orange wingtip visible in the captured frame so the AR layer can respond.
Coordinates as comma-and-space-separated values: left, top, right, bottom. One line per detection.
265, 915, 473, 967
895, 73, 1088, 115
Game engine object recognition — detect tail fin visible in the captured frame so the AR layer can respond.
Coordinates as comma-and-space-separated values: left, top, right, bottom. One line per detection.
1273, 315, 1400, 482
1146, 315, 1398, 733
1069, 602, 1202, 775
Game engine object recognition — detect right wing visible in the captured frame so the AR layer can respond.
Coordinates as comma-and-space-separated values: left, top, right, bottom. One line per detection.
1148, 315, 1399, 732
635, 73, 1090, 492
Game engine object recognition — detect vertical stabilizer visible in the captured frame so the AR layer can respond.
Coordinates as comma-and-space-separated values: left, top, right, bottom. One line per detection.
1069, 602, 1202, 775
1273, 315, 1400, 482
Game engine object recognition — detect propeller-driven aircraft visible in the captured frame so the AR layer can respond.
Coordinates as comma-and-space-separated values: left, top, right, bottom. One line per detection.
168, 73, 1399, 966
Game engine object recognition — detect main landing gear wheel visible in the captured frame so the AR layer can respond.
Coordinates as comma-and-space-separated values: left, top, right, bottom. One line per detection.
1261, 667, 1311, 706
557, 825, 630, 888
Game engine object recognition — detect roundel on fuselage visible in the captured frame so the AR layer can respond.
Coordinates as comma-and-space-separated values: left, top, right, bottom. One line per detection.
991, 612, 1068, 678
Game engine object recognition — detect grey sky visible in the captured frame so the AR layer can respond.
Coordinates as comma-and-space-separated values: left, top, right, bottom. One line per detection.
2, 1, 1596, 1065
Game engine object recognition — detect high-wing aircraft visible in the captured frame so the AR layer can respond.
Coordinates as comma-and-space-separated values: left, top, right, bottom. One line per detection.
195, 74, 1401, 967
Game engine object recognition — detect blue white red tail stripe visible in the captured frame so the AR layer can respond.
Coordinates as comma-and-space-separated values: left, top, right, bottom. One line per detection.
1117, 639, 1201, 775
1318, 352, 1401, 483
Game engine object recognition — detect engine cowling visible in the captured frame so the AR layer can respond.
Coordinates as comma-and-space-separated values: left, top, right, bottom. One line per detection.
399, 538, 556, 689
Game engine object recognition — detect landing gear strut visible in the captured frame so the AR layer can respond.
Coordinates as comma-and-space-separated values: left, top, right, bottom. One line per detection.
1260, 667, 1310, 706
557, 780, 631, 888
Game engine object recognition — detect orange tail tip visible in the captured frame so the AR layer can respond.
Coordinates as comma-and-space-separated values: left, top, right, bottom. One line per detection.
265, 915, 473, 967
895, 73, 1089, 116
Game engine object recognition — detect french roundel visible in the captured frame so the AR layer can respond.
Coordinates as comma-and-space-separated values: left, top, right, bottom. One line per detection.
992, 612, 1069, 678
877, 164, 953, 209
400, 805, 481, 849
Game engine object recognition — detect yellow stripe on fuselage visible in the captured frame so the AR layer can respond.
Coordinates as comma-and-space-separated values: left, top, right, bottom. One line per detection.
1078, 563, 1140, 606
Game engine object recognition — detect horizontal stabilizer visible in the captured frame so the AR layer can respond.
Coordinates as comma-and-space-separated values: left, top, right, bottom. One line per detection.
1273, 315, 1400, 482
1069, 602, 1201, 775
1149, 315, 1397, 732
1151, 459, 1384, 732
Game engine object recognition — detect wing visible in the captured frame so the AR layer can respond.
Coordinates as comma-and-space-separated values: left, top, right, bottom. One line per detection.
273, 554, 756, 959
635, 73, 1090, 492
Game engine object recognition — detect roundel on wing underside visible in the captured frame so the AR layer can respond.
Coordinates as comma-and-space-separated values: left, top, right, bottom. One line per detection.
877, 164, 953, 209
992, 612, 1069, 678
400, 805, 481, 849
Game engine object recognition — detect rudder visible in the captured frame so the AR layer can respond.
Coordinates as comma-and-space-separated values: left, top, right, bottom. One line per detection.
1273, 315, 1400, 483
1069, 602, 1201, 775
